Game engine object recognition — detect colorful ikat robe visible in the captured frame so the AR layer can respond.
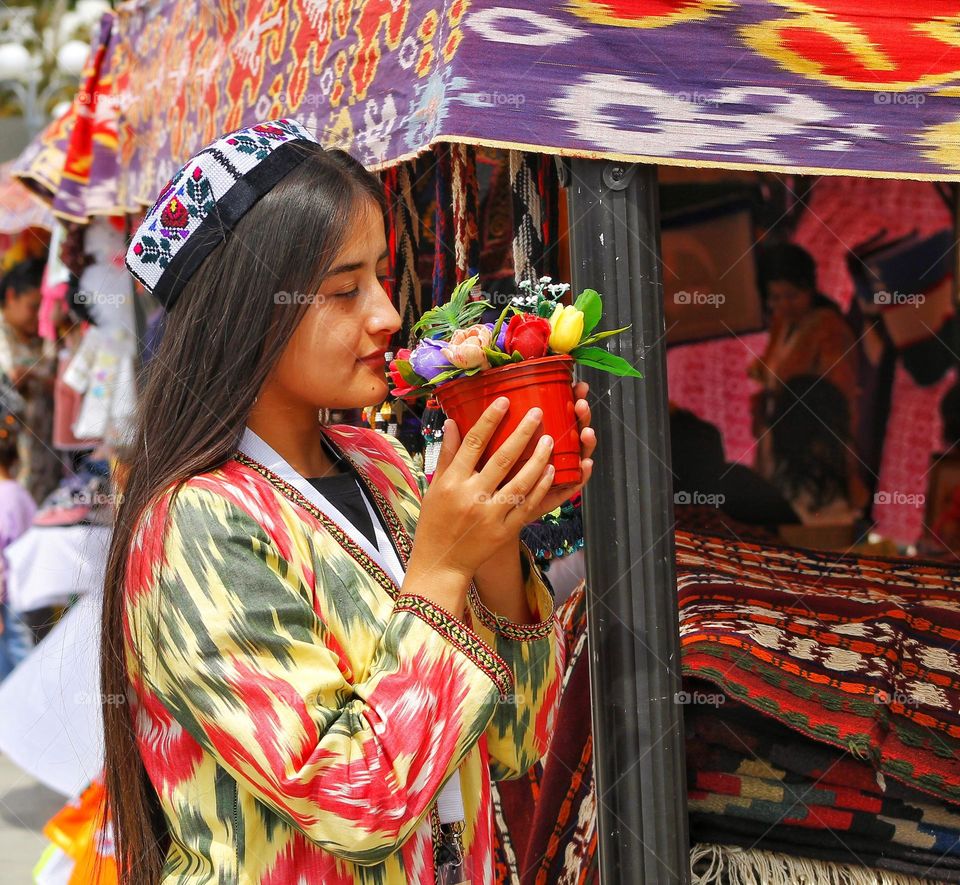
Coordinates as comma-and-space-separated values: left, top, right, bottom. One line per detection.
123, 426, 562, 884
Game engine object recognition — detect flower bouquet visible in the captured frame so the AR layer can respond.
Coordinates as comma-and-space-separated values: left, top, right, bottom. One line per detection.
389, 276, 641, 486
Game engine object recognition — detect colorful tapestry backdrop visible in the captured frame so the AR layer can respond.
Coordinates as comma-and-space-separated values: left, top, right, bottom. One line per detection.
667, 177, 955, 545
18, 0, 960, 220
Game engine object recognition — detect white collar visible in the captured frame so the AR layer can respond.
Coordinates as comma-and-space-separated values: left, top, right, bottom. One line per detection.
237, 427, 405, 587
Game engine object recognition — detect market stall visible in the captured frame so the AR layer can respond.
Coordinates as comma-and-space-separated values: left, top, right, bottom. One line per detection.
7, 2, 960, 883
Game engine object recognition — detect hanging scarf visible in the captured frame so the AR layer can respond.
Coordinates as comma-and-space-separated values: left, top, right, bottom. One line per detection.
387, 163, 422, 349
432, 144, 454, 305
451, 143, 480, 284
509, 150, 544, 286
538, 154, 560, 281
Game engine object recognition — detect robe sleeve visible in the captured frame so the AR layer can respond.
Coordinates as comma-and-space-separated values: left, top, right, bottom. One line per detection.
468, 547, 563, 781
124, 484, 513, 865
378, 433, 563, 777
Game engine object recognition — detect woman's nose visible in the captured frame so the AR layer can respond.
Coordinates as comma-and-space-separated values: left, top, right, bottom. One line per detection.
369, 284, 402, 337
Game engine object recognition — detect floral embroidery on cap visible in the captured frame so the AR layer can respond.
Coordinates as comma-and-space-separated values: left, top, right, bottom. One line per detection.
159, 197, 189, 230
125, 118, 318, 305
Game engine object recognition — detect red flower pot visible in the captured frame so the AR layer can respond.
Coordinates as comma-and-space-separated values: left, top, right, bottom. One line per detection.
435, 355, 581, 487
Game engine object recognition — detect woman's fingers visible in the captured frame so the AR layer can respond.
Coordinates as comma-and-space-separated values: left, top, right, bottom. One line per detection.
449, 396, 510, 476
507, 460, 557, 530
478, 406, 545, 488
580, 424, 597, 461
575, 396, 592, 432
495, 431, 554, 511
432, 419, 460, 480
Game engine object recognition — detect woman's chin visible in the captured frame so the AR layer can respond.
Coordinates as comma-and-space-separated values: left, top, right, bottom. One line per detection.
353, 378, 390, 409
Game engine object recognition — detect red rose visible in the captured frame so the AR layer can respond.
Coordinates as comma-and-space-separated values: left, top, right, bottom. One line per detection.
388, 349, 417, 397
160, 197, 189, 229
504, 314, 551, 360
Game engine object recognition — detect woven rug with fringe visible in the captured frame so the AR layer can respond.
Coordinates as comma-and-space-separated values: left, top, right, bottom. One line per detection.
691, 844, 949, 885
493, 528, 960, 884
687, 686, 960, 882
677, 530, 960, 806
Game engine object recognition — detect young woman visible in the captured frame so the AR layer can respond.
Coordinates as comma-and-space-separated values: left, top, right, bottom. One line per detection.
101, 119, 595, 884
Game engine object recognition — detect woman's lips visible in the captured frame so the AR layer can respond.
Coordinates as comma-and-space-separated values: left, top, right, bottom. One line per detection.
359, 351, 387, 370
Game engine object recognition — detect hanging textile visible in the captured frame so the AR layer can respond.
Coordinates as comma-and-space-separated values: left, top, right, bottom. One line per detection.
478, 149, 515, 287
509, 151, 543, 287
382, 165, 400, 326
451, 143, 480, 284
394, 163, 422, 349
432, 144, 454, 305
537, 154, 560, 282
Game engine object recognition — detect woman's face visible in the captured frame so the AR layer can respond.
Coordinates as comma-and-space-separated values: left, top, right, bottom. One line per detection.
766, 279, 813, 324
267, 200, 400, 411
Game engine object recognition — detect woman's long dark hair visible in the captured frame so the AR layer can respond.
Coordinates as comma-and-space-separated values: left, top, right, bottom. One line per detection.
770, 374, 852, 511
101, 142, 386, 883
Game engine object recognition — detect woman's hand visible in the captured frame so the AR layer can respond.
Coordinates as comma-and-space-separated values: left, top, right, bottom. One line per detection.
532, 380, 595, 518
407, 397, 556, 584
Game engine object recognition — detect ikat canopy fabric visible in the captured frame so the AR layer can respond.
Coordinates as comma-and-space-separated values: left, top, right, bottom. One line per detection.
17, 0, 960, 221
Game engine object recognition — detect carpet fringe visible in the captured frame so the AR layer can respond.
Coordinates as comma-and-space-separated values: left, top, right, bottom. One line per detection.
691, 843, 949, 885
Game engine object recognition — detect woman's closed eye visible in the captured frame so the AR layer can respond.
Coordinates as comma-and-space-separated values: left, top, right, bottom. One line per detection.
332, 274, 393, 299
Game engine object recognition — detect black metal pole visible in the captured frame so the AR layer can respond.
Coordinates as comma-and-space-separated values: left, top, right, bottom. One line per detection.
562, 158, 689, 884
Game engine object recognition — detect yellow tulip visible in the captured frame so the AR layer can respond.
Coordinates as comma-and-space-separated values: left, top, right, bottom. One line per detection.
548, 304, 585, 353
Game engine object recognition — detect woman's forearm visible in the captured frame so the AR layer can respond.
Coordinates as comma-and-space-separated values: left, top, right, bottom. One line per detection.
472, 539, 536, 624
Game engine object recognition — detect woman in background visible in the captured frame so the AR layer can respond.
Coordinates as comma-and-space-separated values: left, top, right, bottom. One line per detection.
749, 244, 864, 507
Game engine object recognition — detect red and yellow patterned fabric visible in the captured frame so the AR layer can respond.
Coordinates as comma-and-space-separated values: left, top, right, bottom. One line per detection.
123, 425, 562, 883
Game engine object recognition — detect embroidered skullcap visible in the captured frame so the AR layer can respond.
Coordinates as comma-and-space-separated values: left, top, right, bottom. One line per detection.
126, 118, 319, 310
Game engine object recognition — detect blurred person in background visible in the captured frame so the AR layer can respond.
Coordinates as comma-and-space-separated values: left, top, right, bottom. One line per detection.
919, 382, 960, 559
749, 244, 860, 480
0, 258, 62, 504
769, 375, 865, 526
0, 405, 37, 681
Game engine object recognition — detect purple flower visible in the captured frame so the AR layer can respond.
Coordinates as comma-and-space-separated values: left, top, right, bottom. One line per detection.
410, 338, 454, 381
496, 322, 508, 351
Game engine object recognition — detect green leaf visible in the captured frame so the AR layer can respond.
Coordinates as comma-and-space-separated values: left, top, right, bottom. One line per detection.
574, 289, 603, 337
426, 368, 464, 386
483, 347, 514, 368
412, 273, 491, 339
411, 303, 453, 337
570, 345, 643, 378
394, 360, 426, 386
450, 274, 480, 307
578, 324, 632, 347
491, 305, 515, 346
510, 350, 524, 362
537, 299, 558, 318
